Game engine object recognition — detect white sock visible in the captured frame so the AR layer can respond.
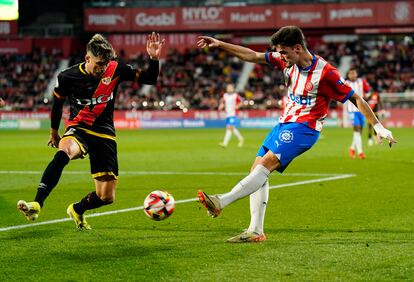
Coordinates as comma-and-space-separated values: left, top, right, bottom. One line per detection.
223, 129, 232, 145
247, 180, 269, 235
219, 165, 270, 208
354, 131, 363, 154
233, 128, 243, 142
350, 133, 355, 150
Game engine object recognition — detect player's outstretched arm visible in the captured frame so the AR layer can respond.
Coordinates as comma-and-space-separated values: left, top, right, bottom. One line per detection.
146, 32, 165, 60
349, 93, 397, 147
197, 36, 266, 64
134, 32, 165, 85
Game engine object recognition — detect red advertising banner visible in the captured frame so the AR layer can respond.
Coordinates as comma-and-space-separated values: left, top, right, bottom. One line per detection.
323, 1, 414, 27
223, 6, 277, 30
85, 8, 132, 32
0, 38, 32, 54
179, 6, 225, 31
378, 1, 414, 26
84, 1, 414, 32
326, 3, 378, 27
130, 7, 178, 32
275, 4, 326, 28
0, 20, 17, 36
108, 33, 201, 55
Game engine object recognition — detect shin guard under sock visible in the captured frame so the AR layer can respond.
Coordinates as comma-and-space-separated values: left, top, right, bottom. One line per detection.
35, 150, 70, 207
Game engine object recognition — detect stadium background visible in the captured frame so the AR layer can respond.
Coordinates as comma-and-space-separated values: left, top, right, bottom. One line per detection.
0, 0, 413, 129
1, 1, 414, 281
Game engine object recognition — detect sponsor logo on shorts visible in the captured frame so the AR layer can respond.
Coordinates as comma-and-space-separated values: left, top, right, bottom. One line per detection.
278, 130, 293, 143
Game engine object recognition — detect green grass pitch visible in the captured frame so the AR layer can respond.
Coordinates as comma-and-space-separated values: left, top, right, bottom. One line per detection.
0, 127, 413, 281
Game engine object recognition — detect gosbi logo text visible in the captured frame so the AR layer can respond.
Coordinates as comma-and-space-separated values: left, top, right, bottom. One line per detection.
75, 92, 114, 106
289, 93, 312, 105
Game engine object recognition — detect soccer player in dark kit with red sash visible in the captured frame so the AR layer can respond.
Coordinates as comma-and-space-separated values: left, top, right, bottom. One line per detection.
17, 33, 165, 229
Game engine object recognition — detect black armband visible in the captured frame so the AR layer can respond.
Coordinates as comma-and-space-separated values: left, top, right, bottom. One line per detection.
138, 59, 159, 85
50, 97, 64, 130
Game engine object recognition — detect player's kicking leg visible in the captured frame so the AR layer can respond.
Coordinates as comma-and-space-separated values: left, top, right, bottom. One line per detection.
197, 191, 222, 217
17, 200, 41, 221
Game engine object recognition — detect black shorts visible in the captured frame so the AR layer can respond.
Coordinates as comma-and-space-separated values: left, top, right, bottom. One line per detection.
62, 127, 118, 179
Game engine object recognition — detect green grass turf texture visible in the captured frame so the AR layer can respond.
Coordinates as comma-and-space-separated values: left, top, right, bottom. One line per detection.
0, 128, 413, 281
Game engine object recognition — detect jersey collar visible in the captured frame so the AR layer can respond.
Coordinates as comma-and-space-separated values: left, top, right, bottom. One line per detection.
298, 51, 317, 72
79, 62, 88, 75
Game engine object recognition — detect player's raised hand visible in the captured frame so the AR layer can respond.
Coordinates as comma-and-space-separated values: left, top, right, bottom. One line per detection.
146, 32, 165, 60
374, 123, 397, 147
197, 36, 220, 48
48, 129, 61, 148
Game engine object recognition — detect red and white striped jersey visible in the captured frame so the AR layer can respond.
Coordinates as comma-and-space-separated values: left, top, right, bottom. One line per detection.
345, 78, 371, 112
265, 51, 354, 131
223, 92, 241, 117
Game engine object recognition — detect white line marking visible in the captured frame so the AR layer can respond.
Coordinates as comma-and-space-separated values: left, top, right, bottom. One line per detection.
0, 170, 343, 177
0, 174, 355, 233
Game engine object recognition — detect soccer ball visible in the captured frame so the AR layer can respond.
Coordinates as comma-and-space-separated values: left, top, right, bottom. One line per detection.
143, 190, 175, 221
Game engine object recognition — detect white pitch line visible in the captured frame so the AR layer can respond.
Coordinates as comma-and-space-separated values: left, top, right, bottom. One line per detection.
0, 170, 343, 177
0, 174, 355, 233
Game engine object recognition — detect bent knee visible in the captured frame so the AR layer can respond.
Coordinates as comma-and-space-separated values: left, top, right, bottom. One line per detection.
99, 194, 115, 204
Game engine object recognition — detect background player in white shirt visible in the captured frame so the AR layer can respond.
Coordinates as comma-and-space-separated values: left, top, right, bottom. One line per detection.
219, 83, 244, 148
196, 26, 396, 243
346, 68, 371, 159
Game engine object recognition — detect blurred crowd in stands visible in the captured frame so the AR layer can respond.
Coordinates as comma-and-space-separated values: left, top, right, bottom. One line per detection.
0, 48, 63, 111
0, 39, 413, 111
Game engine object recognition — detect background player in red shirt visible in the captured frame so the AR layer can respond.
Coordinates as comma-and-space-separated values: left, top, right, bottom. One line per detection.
197, 26, 396, 243
219, 83, 244, 148
17, 33, 165, 229
345, 68, 371, 159
366, 89, 384, 146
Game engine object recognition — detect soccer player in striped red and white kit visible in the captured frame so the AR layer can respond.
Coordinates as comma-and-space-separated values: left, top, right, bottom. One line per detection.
219, 83, 244, 148
197, 26, 396, 243
346, 68, 371, 159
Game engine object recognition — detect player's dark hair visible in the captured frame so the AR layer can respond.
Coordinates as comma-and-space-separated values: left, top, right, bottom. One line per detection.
87, 34, 116, 63
347, 67, 357, 78
270, 26, 307, 49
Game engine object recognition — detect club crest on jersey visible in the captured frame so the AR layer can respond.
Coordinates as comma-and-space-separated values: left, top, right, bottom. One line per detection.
278, 130, 293, 143
101, 77, 112, 85
304, 81, 314, 92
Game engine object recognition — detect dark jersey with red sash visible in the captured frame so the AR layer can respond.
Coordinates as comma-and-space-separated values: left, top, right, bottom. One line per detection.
53, 59, 154, 136
367, 91, 381, 113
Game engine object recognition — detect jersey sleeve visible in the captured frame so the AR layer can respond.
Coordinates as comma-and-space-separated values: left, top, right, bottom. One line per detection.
320, 66, 354, 103
117, 59, 159, 85
264, 51, 286, 70
117, 60, 138, 82
53, 73, 68, 100
362, 79, 371, 93
236, 94, 242, 103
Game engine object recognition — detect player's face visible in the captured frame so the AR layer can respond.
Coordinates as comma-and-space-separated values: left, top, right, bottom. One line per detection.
226, 84, 234, 92
348, 70, 357, 81
275, 44, 301, 67
85, 53, 109, 78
